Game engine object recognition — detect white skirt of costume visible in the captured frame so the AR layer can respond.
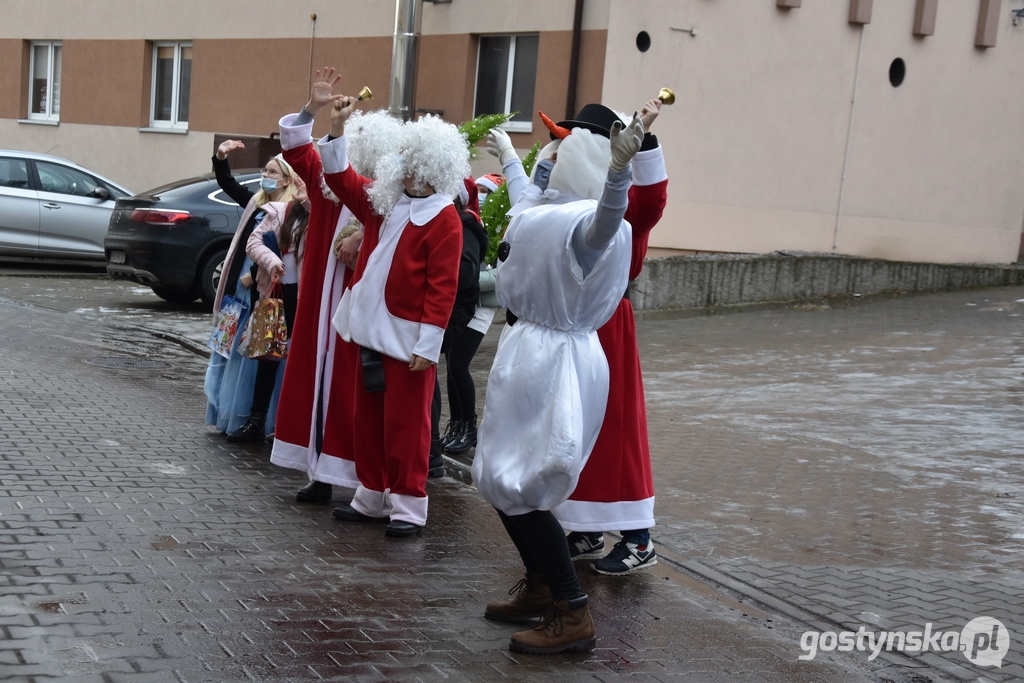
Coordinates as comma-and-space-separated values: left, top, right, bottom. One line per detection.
472, 200, 630, 516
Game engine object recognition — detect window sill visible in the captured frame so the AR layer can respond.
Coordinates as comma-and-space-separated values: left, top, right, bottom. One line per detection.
17, 118, 59, 126
138, 126, 189, 135
501, 121, 533, 134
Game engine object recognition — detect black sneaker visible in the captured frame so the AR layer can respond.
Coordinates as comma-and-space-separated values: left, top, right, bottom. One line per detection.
226, 418, 265, 443
566, 532, 605, 560
593, 540, 658, 575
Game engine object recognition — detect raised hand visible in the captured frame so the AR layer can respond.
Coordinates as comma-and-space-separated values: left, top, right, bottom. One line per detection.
329, 95, 358, 138
486, 128, 519, 167
216, 139, 245, 161
609, 112, 644, 172
306, 67, 345, 115
639, 99, 662, 132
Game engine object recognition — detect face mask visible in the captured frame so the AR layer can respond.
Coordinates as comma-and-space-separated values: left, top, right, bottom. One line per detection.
478, 190, 489, 205
260, 177, 279, 193
533, 159, 555, 191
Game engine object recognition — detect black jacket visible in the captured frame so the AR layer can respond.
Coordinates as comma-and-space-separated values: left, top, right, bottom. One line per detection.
444, 211, 489, 340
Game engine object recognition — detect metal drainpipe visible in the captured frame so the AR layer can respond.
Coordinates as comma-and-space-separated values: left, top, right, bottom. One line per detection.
389, 0, 420, 121
566, 0, 584, 120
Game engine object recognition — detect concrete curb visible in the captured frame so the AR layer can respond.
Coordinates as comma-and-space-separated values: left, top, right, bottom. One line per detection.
629, 251, 1024, 312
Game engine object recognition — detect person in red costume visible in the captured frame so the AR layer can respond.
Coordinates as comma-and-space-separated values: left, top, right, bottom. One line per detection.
269, 68, 402, 504
553, 98, 668, 574
490, 97, 668, 573
318, 77, 469, 538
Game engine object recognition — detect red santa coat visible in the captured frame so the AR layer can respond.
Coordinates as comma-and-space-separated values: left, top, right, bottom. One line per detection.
553, 145, 669, 531
319, 133, 462, 527
268, 114, 360, 488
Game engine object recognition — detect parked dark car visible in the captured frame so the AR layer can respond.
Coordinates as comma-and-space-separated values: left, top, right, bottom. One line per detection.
0, 149, 132, 261
104, 171, 260, 305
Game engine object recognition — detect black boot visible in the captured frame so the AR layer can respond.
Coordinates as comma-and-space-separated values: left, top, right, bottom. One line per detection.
444, 418, 477, 455
227, 411, 266, 443
295, 480, 332, 503
439, 419, 463, 450
428, 438, 445, 478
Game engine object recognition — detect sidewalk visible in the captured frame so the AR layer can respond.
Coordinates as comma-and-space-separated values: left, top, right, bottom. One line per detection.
1, 281, 1022, 682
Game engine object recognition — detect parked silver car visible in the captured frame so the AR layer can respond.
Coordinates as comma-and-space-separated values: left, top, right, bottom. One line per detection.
0, 149, 132, 261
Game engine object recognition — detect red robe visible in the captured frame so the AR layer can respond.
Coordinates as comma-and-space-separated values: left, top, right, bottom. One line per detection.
268, 114, 359, 488
320, 134, 463, 527
553, 145, 669, 531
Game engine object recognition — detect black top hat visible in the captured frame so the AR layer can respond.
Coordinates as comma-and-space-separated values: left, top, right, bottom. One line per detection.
554, 103, 622, 140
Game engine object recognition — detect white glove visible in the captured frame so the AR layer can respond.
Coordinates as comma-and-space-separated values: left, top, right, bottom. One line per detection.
609, 112, 644, 172
487, 128, 519, 167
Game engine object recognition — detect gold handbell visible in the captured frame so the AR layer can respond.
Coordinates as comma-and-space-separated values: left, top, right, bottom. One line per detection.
356, 86, 373, 101
658, 87, 676, 105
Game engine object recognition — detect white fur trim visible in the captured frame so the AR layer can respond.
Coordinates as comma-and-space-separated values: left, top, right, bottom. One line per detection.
632, 146, 667, 187
318, 134, 349, 175
552, 497, 656, 532
278, 113, 314, 151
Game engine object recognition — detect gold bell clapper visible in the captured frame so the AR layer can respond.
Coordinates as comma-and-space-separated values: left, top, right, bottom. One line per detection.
658, 87, 676, 105
356, 86, 373, 102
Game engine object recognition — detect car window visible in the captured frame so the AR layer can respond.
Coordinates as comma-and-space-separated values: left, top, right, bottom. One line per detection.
36, 160, 103, 197
0, 158, 31, 189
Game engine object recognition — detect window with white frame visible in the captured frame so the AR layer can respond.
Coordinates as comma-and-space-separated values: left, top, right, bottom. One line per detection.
474, 34, 538, 133
150, 42, 191, 129
29, 42, 62, 121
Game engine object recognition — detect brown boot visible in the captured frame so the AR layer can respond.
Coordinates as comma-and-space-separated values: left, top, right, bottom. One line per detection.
484, 573, 553, 623
509, 595, 596, 654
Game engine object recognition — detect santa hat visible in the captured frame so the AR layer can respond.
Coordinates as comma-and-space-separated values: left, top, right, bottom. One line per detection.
476, 173, 504, 193
456, 176, 480, 214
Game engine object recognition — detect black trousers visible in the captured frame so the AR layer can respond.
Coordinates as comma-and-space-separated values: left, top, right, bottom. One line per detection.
497, 508, 583, 602
431, 326, 485, 439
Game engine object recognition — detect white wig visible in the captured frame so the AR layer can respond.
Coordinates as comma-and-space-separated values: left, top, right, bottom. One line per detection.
347, 109, 404, 179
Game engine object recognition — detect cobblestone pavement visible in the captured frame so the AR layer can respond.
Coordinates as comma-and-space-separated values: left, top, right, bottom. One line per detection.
1, 273, 1021, 682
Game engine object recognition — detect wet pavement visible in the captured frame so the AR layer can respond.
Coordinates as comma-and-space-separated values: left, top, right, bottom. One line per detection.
0, 269, 1021, 682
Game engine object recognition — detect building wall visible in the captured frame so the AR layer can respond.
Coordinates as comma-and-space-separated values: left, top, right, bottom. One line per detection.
3, 0, 1023, 264
0, 0, 611, 193
603, 0, 1024, 264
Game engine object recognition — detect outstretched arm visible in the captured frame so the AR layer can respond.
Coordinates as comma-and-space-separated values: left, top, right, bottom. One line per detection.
211, 141, 253, 209
570, 113, 644, 275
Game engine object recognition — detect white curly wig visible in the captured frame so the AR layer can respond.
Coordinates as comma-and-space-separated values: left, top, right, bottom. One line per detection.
347, 109, 404, 179
368, 114, 469, 216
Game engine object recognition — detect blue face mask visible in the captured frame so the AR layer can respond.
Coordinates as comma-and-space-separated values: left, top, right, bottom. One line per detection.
533, 159, 555, 191
260, 177, 279, 193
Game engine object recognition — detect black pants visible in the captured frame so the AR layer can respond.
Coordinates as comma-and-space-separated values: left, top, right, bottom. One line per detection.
497, 508, 583, 603
250, 282, 298, 417
431, 326, 484, 439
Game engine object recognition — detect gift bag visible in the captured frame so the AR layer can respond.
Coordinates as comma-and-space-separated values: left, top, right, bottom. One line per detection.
207, 295, 247, 358
244, 285, 288, 360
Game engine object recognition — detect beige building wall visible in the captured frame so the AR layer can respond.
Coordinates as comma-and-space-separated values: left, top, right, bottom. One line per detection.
603, 0, 1024, 264
3, 0, 1023, 264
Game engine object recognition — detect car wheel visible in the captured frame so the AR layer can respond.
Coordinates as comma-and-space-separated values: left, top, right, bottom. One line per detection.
197, 247, 228, 308
150, 286, 199, 304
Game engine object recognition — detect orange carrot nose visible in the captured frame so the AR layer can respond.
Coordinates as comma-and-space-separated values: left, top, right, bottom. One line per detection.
539, 111, 570, 139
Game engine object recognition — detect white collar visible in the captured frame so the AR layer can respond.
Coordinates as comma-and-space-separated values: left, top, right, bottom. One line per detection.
396, 192, 452, 226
